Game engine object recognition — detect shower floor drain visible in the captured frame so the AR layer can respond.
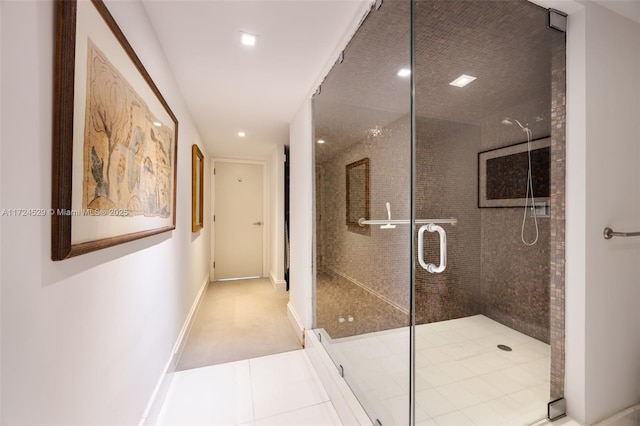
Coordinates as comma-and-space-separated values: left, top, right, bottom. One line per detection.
497, 344, 513, 352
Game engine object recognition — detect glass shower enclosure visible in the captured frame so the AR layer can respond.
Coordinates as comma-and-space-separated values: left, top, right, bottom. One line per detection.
313, 1, 566, 425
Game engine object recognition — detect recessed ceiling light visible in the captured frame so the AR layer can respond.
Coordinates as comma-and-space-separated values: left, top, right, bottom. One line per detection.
153, 121, 162, 127
238, 131, 246, 137
449, 74, 477, 88
317, 139, 325, 144
397, 68, 411, 77
240, 32, 257, 47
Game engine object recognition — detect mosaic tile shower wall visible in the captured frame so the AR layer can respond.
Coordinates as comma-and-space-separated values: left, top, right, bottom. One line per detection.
406, 0, 554, 343
414, 117, 482, 324
315, 115, 411, 338
413, 113, 551, 346
317, 111, 556, 345
479, 113, 552, 344
550, 27, 567, 400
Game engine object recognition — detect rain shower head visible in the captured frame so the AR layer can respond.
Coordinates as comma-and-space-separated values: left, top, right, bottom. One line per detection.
501, 118, 527, 131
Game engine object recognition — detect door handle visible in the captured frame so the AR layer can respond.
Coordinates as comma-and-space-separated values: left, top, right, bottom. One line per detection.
418, 223, 447, 273
253, 221, 263, 226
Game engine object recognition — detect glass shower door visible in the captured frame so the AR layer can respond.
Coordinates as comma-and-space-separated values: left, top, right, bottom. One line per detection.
312, 1, 413, 425
313, 0, 565, 424
411, 1, 564, 424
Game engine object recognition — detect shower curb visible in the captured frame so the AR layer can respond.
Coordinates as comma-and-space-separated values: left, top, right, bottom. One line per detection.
304, 330, 373, 426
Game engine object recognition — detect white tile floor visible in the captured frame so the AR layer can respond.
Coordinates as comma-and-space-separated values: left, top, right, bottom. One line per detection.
319, 315, 551, 426
157, 349, 343, 426
158, 316, 583, 426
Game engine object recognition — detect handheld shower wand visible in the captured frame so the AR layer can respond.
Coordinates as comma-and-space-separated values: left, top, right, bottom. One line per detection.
502, 118, 539, 246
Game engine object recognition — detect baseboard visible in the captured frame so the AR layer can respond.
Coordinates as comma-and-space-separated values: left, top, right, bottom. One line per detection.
138, 275, 210, 426
304, 330, 373, 426
171, 276, 210, 368
594, 403, 640, 426
269, 270, 287, 291
287, 302, 305, 344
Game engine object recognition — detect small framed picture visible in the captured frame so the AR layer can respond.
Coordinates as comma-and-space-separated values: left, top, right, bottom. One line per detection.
478, 138, 550, 208
192, 145, 204, 233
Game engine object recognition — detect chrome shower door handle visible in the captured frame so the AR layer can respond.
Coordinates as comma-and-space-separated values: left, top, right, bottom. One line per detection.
417, 223, 447, 273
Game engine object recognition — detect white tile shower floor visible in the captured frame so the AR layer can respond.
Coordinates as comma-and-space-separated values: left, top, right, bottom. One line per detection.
319, 314, 551, 425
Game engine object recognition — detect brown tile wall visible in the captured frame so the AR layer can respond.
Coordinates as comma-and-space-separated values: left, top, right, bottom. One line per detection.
317, 110, 556, 346
315, 115, 412, 336
414, 117, 482, 323
317, 112, 556, 345
479, 208, 550, 342
477, 108, 552, 344
413, 113, 552, 347
550, 29, 567, 401
315, 271, 409, 339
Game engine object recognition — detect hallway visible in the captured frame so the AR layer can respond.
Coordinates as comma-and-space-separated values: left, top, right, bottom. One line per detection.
176, 278, 301, 370
157, 279, 320, 424
2, 1, 640, 424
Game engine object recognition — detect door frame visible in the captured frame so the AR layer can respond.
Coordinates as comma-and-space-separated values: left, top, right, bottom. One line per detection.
211, 157, 269, 280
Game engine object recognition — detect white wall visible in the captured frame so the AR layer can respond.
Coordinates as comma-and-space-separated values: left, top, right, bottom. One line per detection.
288, 100, 314, 330
548, 1, 640, 423
0, 1, 210, 424
565, 3, 588, 422
0, 2, 4, 421
582, 2, 640, 423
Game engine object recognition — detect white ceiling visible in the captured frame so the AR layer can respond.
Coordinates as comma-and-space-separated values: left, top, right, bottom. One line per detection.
142, 0, 372, 159
141, 0, 640, 161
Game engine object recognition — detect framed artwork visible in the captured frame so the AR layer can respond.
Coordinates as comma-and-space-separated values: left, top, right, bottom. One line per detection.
478, 137, 550, 208
192, 145, 204, 233
52, 0, 178, 260
345, 158, 370, 229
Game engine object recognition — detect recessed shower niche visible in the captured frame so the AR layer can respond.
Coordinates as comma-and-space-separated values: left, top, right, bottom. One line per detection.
312, 1, 566, 425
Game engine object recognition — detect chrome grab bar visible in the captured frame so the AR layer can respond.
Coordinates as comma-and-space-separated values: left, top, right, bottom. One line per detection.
603, 227, 640, 240
359, 218, 457, 227
418, 223, 447, 273
360, 202, 457, 228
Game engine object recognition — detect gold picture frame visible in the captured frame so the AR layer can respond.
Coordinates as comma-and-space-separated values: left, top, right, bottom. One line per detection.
52, 0, 178, 260
192, 145, 204, 233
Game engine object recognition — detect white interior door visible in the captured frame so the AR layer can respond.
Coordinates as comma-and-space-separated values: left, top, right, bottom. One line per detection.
214, 161, 264, 280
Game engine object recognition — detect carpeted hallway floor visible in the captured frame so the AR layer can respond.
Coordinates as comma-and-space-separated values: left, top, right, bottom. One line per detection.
176, 278, 302, 371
